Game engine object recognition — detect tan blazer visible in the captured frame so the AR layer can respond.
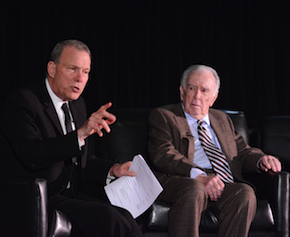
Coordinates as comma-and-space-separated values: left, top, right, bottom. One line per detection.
148, 103, 265, 183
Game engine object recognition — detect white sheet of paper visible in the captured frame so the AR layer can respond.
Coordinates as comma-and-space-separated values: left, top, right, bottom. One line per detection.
104, 154, 163, 219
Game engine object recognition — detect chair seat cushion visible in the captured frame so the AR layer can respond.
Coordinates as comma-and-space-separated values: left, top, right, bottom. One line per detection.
147, 199, 274, 232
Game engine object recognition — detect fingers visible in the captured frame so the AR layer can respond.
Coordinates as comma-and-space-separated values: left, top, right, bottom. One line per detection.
119, 161, 136, 177
110, 161, 136, 178
93, 102, 116, 132
202, 175, 225, 202
99, 102, 116, 123
77, 102, 116, 141
260, 155, 281, 173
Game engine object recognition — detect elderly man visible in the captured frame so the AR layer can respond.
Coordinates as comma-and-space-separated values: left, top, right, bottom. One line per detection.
148, 64, 281, 237
0, 39, 143, 237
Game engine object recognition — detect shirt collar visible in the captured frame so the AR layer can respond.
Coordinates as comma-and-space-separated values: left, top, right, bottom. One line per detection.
181, 103, 210, 127
45, 78, 67, 109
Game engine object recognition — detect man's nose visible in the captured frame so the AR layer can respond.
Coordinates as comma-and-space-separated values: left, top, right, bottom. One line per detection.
193, 89, 201, 99
75, 71, 86, 82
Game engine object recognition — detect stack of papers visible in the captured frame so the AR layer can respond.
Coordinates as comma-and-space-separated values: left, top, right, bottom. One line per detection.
105, 154, 163, 218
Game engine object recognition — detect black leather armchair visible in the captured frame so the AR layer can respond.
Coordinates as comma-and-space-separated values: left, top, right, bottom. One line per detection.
0, 177, 71, 237
94, 108, 289, 237
259, 115, 290, 233
259, 115, 290, 172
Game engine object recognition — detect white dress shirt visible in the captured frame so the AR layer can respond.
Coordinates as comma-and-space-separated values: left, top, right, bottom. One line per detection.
45, 78, 84, 147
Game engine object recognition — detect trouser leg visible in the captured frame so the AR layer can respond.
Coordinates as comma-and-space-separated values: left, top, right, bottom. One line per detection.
212, 183, 257, 237
158, 176, 208, 237
49, 194, 143, 237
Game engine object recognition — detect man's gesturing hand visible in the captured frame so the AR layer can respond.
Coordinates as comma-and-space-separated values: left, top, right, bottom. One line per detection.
77, 102, 116, 141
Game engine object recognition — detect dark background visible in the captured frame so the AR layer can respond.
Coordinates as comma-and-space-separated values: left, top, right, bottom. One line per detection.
1, 0, 290, 128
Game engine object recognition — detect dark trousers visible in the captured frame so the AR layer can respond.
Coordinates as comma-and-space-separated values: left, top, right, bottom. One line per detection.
49, 190, 143, 237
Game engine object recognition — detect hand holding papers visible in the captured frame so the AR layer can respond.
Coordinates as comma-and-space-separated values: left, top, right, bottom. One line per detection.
104, 154, 163, 218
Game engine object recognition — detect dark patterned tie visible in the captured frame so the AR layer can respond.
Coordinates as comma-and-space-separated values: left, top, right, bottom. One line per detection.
61, 103, 73, 133
61, 103, 77, 191
197, 120, 234, 183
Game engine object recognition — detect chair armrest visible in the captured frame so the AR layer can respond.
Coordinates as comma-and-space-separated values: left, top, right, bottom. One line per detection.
273, 172, 289, 237
49, 209, 72, 237
244, 171, 289, 237
0, 177, 48, 237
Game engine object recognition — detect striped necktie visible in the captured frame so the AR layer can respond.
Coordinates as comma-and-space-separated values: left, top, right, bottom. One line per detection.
197, 120, 234, 183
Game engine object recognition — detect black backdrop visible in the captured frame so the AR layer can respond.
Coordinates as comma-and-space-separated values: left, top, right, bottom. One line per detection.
1, 0, 290, 127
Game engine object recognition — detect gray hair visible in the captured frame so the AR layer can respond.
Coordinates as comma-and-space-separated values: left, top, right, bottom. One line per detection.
50, 39, 92, 64
180, 65, 220, 96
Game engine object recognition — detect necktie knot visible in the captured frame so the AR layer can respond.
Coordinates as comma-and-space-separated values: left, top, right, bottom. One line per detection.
197, 120, 203, 126
197, 120, 207, 133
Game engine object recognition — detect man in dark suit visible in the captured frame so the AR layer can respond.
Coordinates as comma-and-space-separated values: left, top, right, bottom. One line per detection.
0, 39, 143, 237
148, 65, 281, 237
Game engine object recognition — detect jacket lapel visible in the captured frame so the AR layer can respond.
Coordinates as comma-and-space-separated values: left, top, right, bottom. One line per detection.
69, 100, 83, 129
172, 103, 195, 162
209, 110, 232, 160
35, 80, 63, 135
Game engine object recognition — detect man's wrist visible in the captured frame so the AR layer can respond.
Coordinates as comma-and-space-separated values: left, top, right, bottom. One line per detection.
190, 167, 207, 179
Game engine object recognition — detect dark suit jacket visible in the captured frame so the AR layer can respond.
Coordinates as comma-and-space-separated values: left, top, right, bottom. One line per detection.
0, 79, 113, 198
148, 103, 265, 183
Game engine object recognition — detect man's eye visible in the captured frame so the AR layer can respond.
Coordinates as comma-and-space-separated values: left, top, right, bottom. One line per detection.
188, 86, 194, 90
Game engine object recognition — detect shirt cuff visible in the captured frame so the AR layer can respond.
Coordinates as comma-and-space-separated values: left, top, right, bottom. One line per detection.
77, 137, 85, 150
257, 157, 263, 172
190, 167, 207, 179
106, 171, 116, 185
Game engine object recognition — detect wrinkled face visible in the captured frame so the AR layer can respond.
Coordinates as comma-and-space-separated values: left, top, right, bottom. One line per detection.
180, 70, 218, 120
47, 46, 91, 101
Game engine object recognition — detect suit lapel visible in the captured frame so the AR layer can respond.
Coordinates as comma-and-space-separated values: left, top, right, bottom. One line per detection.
172, 103, 195, 162
209, 110, 232, 160
35, 80, 63, 135
44, 103, 63, 135
69, 100, 83, 129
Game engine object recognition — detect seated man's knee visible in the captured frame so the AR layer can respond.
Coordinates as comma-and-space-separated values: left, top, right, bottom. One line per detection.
235, 183, 257, 207
159, 176, 208, 207
174, 177, 207, 201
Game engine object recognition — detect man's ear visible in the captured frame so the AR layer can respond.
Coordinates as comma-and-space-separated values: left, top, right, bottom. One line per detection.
179, 85, 184, 102
210, 92, 218, 107
47, 61, 56, 78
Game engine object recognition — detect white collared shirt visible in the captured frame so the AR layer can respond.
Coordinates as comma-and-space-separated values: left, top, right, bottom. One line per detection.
45, 78, 84, 147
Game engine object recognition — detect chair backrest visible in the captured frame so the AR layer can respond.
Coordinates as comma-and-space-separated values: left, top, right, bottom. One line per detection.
221, 110, 249, 144
94, 108, 249, 163
259, 115, 290, 171
94, 109, 152, 163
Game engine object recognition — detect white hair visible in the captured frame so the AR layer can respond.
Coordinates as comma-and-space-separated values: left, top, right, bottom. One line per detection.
180, 65, 220, 96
